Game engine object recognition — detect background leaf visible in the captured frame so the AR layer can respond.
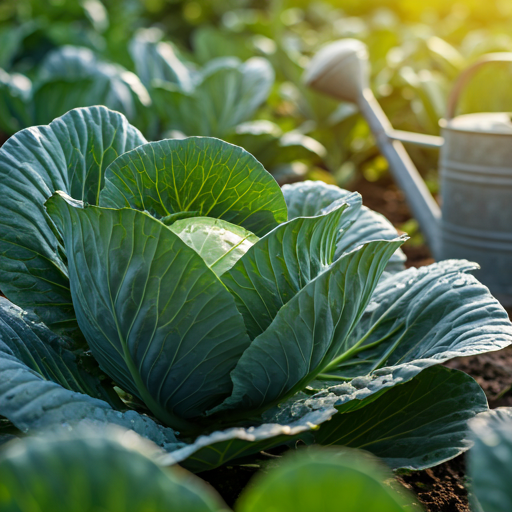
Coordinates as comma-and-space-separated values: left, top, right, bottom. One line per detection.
153, 56, 274, 138
0, 430, 222, 512
33, 45, 151, 127
236, 447, 418, 512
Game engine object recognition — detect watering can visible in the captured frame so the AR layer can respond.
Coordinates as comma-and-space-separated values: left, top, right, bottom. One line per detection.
304, 39, 512, 306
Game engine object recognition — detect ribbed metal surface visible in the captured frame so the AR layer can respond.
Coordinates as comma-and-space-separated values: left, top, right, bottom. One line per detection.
440, 126, 512, 304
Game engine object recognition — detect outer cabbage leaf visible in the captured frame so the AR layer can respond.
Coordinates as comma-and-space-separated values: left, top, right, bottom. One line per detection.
152, 57, 274, 138
0, 297, 116, 406
323, 260, 512, 381
32, 46, 151, 127
0, 106, 147, 330
282, 181, 406, 269
46, 193, 252, 431
0, 430, 222, 512
314, 365, 487, 470
0, 308, 179, 450
214, 237, 404, 416
469, 408, 512, 512
222, 201, 351, 339
237, 448, 418, 512
100, 137, 287, 237
160, 407, 337, 473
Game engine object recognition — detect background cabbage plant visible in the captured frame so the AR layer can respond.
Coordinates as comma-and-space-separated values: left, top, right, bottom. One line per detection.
0, 106, 510, 471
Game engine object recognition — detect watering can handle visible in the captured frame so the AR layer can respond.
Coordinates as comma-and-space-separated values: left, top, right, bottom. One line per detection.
446, 53, 512, 119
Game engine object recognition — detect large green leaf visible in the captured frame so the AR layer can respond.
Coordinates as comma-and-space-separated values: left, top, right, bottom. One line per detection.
0, 297, 116, 406
32, 46, 151, 127
221, 202, 350, 340
0, 320, 180, 450
0, 430, 222, 512
468, 408, 512, 512
323, 260, 512, 380
169, 217, 259, 277
214, 238, 403, 416
160, 406, 337, 473
282, 181, 406, 268
236, 448, 418, 512
129, 28, 192, 92
0, 106, 147, 330
100, 137, 287, 237
46, 193, 252, 431
314, 366, 487, 470
152, 57, 274, 138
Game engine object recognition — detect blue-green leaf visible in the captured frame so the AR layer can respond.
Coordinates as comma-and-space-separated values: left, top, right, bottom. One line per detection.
314, 365, 487, 470
0, 106, 147, 330
100, 137, 287, 237
160, 407, 337, 473
46, 193, 252, 431
222, 202, 351, 339
214, 238, 404, 416
0, 322, 179, 449
324, 260, 512, 380
0, 297, 116, 406
282, 181, 406, 269
0, 429, 222, 512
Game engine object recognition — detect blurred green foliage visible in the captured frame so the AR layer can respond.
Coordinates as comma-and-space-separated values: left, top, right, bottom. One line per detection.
1, 0, 512, 185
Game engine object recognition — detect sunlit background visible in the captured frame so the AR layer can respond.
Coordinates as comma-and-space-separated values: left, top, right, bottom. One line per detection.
1, 0, 512, 248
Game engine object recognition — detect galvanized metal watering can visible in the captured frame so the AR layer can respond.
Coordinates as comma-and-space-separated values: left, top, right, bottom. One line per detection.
305, 39, 512, 305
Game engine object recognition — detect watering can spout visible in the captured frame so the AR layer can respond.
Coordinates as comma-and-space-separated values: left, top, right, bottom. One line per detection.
304, 39, 442, 259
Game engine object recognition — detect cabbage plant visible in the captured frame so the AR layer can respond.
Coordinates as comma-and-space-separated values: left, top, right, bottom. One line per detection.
0, 106, 511, 472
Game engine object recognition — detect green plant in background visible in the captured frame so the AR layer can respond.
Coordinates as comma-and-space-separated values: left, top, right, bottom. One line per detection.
3, 0, 512, 186
467, 408, 512, 512
0, 428, 420, 512
0, 106, 510, 472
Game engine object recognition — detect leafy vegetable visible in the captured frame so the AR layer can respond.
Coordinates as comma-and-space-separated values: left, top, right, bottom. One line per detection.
0, 107, 510, 473
237, 447, 419, 512
468, 408, 512, 512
